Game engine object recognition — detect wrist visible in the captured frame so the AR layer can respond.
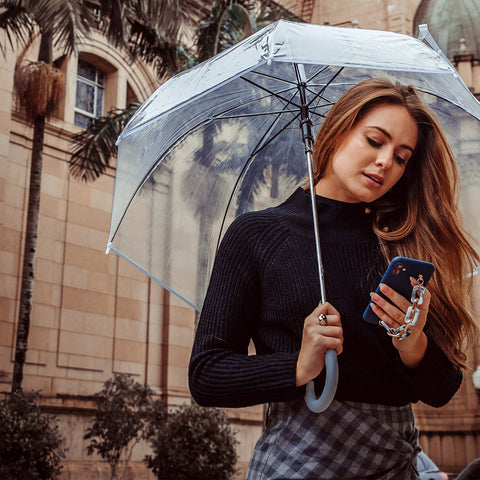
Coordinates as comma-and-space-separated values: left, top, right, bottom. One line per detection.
295, 365, 308, 387
397, 331, 428, 368
296, 359, 316, 387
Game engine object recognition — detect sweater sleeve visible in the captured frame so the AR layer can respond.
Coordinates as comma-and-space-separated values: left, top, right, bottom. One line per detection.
188, 215, 301, 408
398, 333, 462, 407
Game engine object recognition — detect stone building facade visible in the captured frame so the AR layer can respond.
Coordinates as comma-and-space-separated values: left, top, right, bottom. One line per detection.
1, 0, 479, 478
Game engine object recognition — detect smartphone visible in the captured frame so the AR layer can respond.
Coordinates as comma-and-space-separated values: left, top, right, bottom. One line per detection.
363, 256, 435, 325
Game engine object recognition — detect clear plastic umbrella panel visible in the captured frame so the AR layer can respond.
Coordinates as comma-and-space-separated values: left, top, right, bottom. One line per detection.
107, 20, 480, 412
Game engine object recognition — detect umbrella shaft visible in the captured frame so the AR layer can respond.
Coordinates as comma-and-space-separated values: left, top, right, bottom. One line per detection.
306, 149, 327, 304
295, 64, 314, 154
300, 106, 314, 153
295, 64, 326, 302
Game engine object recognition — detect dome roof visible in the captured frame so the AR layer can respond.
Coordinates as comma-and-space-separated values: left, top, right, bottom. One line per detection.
414, 0, 480, 59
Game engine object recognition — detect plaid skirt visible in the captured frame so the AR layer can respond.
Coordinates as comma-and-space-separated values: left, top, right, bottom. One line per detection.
246, 398, 420, 480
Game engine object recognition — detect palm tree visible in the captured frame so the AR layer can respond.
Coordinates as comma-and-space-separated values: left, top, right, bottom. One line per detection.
0, 0, 193, 393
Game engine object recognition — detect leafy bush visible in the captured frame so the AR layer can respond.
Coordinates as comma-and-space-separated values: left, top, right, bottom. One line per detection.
0, 391, 65, 480
84, 373, 155, 480
85, 375, 238, 480
145, 402, 238, 480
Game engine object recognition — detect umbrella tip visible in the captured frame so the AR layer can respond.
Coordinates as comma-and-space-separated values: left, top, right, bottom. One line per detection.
106, 242, 112, 255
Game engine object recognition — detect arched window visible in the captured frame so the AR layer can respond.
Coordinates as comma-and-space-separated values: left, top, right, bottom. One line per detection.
74, 59, 105, 128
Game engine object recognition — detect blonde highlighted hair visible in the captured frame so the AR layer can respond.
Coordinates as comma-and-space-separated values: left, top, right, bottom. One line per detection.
311, 78, 479, 368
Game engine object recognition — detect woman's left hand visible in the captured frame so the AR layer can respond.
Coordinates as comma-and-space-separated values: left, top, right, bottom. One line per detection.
369, 278, 430, 368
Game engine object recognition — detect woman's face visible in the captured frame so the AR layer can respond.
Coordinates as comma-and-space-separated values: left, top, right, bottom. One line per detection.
315, 104, 418, 203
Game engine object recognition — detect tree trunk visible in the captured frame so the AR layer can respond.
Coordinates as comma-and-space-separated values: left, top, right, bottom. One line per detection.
11, 114, 46, 393
110, 462, 118, 480
11, 31, 52, 393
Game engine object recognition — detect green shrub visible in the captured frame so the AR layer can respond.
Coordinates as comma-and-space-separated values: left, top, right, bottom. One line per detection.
145, 402, 239, 480
0, 391, 65, 480
85, 375, 238, 480
84, 373, 155, 480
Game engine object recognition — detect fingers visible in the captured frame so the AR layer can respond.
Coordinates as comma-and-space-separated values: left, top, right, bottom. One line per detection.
296, 302, 343, 386
317, 301, 341, 318
370, 291, 405, 327
305, 303, 343, 345
370, 282, 431, 336
310, 302, 342, 327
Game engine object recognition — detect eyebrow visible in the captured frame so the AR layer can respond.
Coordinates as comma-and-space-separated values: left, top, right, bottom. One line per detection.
368, 126, 415, 153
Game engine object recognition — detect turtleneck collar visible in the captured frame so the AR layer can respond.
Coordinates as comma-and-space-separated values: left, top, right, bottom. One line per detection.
280, 187, 375, 244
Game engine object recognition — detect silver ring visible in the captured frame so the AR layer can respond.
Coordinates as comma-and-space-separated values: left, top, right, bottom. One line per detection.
318, 314, 327, 326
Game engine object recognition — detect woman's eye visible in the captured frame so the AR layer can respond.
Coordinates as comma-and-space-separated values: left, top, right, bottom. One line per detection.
394, 154, 407, 166
367, 137, 382, 148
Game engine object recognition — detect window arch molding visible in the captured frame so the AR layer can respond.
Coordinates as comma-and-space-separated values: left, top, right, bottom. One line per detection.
52, 30, 158, 127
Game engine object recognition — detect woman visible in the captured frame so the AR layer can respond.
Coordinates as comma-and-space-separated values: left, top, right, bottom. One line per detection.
188, 78, 479, 479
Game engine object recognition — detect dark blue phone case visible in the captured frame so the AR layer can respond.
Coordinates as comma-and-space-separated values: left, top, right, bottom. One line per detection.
362, 256, 435, 325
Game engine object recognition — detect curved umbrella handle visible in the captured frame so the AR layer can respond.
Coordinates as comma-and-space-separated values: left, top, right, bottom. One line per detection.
304, 349, 338, 413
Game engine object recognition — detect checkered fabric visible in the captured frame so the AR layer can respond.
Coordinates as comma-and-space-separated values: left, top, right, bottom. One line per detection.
246, 398, 420, 480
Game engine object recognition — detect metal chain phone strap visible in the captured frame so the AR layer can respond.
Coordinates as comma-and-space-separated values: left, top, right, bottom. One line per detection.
379, 275, 426, 340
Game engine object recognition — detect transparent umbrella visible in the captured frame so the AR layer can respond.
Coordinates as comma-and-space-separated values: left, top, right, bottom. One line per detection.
107, 20, 480, 413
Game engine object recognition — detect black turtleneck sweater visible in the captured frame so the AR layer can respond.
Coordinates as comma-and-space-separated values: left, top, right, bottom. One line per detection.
188, 188, 462, 408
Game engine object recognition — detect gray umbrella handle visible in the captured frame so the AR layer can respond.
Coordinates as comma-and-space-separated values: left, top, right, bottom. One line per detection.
305, 350, 339, 413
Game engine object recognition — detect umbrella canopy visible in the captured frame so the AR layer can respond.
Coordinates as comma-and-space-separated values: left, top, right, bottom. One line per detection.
107, 20, 480, 312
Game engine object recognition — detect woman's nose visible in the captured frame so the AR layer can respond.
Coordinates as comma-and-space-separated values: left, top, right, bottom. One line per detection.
375, 149, 394, 169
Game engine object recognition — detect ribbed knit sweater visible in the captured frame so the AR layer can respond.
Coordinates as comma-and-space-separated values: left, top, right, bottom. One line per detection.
189, 188, 462, 408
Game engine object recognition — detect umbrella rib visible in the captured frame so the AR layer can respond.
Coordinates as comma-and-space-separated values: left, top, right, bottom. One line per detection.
247, 64, 332, 87
243, 65, 344, 116
251, 113, 300, 157
193, 83, 300, 122
241, 69, 341, 115
217, 126, 311, 255
241, 75, 303, 111
215, 92, 304, 253
305, 66, 345, 111
115, 99, 298, 244
219, 111, 299, 119
214, 90, 300, 119
306, 64, 343, 85
247, 83, 305, 157
202, 104, 332, 122
216, 66, 349, 251
247, 69, 302, 86
112, 104, 297, 247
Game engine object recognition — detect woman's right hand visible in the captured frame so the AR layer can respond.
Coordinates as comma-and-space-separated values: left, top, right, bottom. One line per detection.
296, 302, 343, 387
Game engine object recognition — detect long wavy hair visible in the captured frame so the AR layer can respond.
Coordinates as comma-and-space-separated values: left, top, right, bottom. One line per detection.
311, 78, 479, 368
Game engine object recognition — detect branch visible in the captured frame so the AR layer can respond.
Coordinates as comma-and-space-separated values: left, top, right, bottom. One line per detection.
69, 102, 141, 182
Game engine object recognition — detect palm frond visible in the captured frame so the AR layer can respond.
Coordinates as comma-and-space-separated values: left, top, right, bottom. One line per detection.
128, 20, 195, 77
50, 0, 99, 56
254, 0, 302, 29
69, 102, 141, 182
215, 3, 254, 54
0, 0, 99, 57
92, 0, 193, 77
194, 0, 255, 63
94, 0, 131, 48
136, 0, 189, 45
0, 2, 34, 55
95, 0, 191, 48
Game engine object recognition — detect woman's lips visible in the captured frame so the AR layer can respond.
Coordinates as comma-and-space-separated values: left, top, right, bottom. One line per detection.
364, 173, 384, 186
